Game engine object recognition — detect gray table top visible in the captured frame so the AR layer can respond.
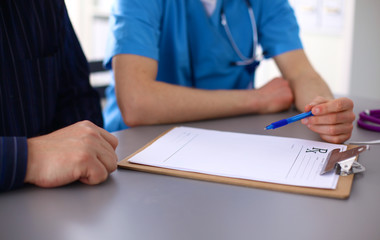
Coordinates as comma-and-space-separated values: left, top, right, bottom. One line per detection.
1, 96, 380, 240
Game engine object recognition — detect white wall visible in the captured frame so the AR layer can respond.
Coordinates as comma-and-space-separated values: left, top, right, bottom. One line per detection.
65, 0, 111, 60
65, 0, 94, 59
349, 0, 380, 100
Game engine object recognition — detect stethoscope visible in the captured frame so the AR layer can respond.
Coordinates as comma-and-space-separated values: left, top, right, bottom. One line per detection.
221, 0, 261, 73
357, 109, 380, 132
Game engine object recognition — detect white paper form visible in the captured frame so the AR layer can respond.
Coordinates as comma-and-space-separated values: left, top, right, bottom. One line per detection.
129, 127, 346, 189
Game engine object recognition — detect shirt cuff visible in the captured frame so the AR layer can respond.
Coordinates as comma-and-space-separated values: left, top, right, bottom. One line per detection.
0, 137, 28, 191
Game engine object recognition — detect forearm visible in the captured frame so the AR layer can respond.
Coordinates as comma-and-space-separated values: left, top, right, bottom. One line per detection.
275, 49, 333, 111
113, 54, 269, 126
117, 79, 256, 126
290, 70, 333, 112
114, 54, 295, 126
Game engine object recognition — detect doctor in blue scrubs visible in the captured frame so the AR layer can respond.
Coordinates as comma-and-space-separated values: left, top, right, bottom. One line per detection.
103, 0, 355, 144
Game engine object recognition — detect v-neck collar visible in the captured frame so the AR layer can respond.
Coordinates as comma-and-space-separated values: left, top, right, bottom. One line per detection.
208, 0, 223, 26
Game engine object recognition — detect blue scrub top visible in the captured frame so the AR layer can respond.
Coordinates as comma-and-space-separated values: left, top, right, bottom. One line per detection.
103, 0, 303, 132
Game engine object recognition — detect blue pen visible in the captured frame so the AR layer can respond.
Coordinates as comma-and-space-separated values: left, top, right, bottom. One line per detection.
265, 111, 313, 130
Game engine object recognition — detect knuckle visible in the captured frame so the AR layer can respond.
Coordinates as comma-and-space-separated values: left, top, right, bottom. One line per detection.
314, 96, 325, 103
335, 100, 344, 112
76, 120, 93, 128
111, 160, 118, 171
72, 168, 83, 180
87, 173, 106, 185
81, 135, 96, 146
350, 112, 356, 121
81, 127, 100, 140
94, 172, 108, 184
330, 114, 338, 123
79, 120, 97, 131
76, 150, 93, 163
344, 97, 354, 108
315, 96, 323, 101
113, 137, 119, 147
308, 116, 317, 124
347, 123, 354, 133
81, 120, 94, 126
101, 172, 109, 182
327, 126, 337, 135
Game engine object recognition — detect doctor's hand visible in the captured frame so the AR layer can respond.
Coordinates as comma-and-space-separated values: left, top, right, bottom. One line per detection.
301, 96, 355, 143
254, 77, 294, 114
25, 121, 118, 188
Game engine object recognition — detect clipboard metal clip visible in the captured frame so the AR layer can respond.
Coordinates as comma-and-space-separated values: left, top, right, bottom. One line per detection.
320, 145, 369, 176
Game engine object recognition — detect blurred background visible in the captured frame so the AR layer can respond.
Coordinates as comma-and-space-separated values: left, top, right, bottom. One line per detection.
65, 0, 380, 102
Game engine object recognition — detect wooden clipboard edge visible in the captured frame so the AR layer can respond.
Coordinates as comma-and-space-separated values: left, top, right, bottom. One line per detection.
118, 127, 355, 199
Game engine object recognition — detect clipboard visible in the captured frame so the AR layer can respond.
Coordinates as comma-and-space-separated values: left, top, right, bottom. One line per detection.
118, 128, 359, 199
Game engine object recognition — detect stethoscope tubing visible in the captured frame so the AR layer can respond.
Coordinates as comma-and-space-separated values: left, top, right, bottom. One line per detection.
357, 109, 380, 132
221, 0, 258, 66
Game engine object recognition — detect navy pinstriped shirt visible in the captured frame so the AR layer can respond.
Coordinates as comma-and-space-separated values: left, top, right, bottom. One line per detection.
0, 0, 103, 191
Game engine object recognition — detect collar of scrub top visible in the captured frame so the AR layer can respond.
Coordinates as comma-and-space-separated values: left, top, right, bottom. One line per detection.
220, 0, 261, 73
357, 109, 380, 132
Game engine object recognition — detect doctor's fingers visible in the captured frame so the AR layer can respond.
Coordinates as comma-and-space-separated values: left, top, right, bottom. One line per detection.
311, 97, 354, 116
306, 122, 353, 138
304, 96, 330, 112
308, 122, 353, 143
309, 96, 330, 106
302, 110, 356, 125
319, 132, 352, 144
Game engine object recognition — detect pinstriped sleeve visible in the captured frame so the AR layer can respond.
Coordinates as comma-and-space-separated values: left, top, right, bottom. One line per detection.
53, 3, 103, 129
0, 137, 28, 191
